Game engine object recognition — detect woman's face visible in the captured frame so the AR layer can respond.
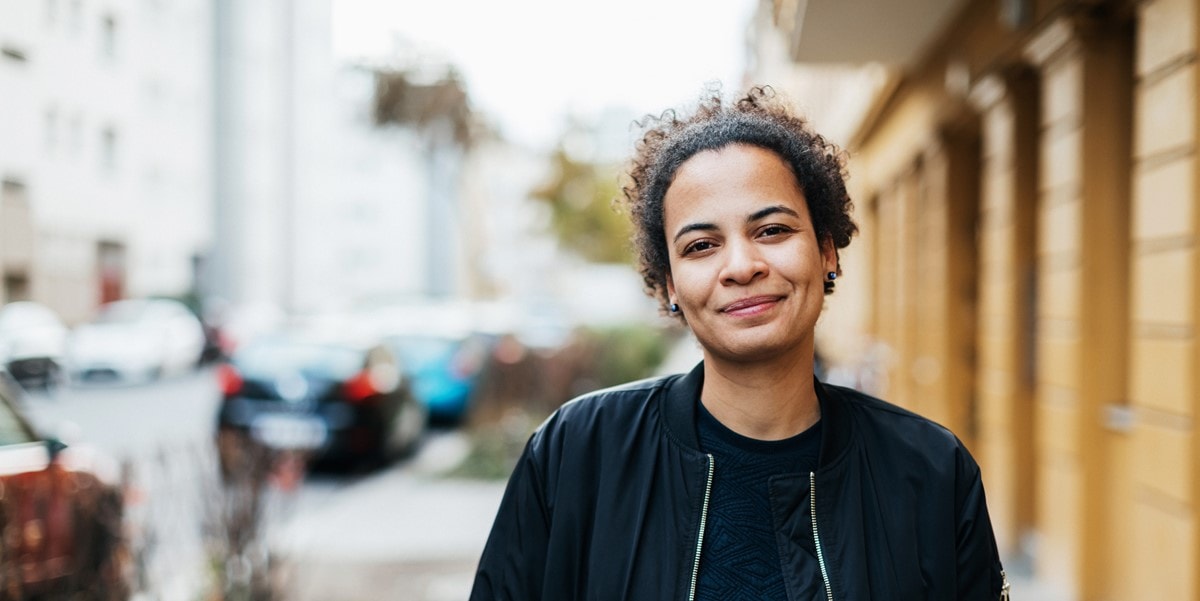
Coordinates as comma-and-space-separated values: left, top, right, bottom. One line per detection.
663, 144, 836, 365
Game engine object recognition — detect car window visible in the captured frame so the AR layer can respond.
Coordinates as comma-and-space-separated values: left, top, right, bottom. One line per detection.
0, 393, 38, 446
234, 340, 364, 380
388, 335, 457, 363
95, 301, 148, 324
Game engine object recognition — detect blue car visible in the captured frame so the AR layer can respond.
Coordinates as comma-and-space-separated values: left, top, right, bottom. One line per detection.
386, 333, 489, 424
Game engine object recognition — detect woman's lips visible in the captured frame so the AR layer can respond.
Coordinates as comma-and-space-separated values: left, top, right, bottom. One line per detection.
721, 295, 783, 315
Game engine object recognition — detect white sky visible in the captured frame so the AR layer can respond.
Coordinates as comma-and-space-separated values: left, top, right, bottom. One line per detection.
332, 0, 759, 149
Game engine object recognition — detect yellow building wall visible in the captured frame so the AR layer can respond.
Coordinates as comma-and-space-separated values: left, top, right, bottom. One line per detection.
972, 69, 1039, 561
1129, 0, 1198, 598
1027, 27, 1087, 593
844, 1, 1200, 597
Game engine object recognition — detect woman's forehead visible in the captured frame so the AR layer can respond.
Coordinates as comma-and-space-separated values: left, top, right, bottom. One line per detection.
663, 145, 807, 222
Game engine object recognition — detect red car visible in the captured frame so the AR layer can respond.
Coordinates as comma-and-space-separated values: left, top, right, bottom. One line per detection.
0, 371, 128, 599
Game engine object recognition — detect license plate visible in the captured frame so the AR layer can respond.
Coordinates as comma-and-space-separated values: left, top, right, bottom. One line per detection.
251, 414, 328, 450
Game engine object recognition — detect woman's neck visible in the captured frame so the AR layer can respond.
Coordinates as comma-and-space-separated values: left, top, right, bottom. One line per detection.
699, 350, 821, 441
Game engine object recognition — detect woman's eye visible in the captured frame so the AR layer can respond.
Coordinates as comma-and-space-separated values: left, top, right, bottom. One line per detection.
683, 240, 715, 255
759, 225, 793, 237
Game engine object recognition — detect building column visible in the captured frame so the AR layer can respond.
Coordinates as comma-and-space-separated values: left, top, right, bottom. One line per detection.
916, 123, 981, 449
1128, 0, 1200, 599
870, 173, 914, 406
968, 66, 1040, 560
1025, 11, 1133, 599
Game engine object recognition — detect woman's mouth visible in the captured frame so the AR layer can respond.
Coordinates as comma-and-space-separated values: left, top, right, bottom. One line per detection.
721, 295, 783, 315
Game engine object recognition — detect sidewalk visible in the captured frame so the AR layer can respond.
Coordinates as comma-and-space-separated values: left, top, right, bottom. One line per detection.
1004, 554, 1069, 601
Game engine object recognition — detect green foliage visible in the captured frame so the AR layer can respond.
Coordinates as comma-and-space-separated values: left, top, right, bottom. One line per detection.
532, 147, 632, 264
583, 324, 672, 387
446, 411, 543, 480
444, 324, 672, 481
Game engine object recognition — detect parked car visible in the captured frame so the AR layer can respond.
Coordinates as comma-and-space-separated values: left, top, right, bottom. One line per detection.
0, 301, 69, 390
66, 298, 205, 384
0, 370, 128, 598
385, 332, 489, 424
215, 332, 426, 470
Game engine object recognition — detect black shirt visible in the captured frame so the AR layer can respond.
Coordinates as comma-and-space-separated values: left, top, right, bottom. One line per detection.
695, 400, 824, 600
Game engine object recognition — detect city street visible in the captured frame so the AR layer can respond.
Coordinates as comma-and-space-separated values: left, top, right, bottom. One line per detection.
17, 369, 506, 601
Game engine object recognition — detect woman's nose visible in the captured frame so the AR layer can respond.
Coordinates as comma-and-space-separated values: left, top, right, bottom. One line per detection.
720, 238, 767, 285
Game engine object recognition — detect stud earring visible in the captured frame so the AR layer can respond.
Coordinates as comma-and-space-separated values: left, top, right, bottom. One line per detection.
669, 303, 680, 313
826, 271, 837, 281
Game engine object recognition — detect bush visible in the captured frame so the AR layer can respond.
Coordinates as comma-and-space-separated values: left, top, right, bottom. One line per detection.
448, 323, 675, 481
582, 324, 672, 389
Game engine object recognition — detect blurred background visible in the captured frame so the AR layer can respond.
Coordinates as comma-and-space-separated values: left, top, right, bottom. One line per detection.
0, 0, 1193, 599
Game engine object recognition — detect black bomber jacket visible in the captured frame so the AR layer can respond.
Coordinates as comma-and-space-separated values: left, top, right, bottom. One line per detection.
470, 362, 1008, 600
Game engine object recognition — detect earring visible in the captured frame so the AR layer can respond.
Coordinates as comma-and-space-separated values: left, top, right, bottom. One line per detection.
826, 271, 837, 281
669, 303, 680, 313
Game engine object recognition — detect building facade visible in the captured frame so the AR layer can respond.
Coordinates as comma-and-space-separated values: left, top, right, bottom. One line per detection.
761, 0, 1199, 598
213, 0, 480, 317
0, 0, 213, 323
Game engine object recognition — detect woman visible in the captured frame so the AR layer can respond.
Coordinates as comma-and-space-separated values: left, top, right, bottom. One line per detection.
471, 87, 1008, 600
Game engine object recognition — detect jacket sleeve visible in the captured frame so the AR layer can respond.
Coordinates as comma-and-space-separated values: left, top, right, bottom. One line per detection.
470, 433, 552, 601
954, 443, 1007, 600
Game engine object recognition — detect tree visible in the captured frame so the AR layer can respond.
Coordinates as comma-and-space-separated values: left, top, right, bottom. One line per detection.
372, 67, 474, 147
531, 144, 632, 264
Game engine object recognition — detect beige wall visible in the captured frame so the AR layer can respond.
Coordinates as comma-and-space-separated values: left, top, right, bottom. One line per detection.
971, 67, 1040, 563
836, 0, 1197, 598
1128, 0, 1197, 598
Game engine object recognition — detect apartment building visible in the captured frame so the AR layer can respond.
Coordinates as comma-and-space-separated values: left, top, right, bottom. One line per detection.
0, 0, 213, 323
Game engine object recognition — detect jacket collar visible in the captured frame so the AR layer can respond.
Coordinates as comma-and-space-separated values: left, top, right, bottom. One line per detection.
661, 361, 854, 468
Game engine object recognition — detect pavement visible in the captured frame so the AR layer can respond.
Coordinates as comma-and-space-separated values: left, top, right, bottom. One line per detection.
1004, 554, 1069, 601
271, 433, 506, 601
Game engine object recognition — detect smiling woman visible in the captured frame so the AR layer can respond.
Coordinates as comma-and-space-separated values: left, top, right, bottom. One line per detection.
470, 86, 1009, 601
662, 145, 837, 372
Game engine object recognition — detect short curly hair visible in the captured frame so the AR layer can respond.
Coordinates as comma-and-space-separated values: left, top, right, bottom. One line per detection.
621, 85, 858, 318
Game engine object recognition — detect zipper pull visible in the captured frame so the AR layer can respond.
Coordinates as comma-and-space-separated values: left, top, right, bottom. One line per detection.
1000, 569, 1011, 600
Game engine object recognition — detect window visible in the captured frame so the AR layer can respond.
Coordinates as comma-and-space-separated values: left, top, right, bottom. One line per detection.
44, 106, 58, 154
1, 178, 26, 196
2, 272, 30, 304
100, 14, 116, 60
68, 113, 82, 157
69, 0, 83, 35
100, 127, 117, 172
1, 46, 28, 63
0, 391, 38, 446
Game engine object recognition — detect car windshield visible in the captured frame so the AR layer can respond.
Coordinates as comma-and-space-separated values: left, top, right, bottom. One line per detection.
94, 302, 153, 325
234, 339, 364, 380
388, 335, 457, 364
0, 394, 37, 446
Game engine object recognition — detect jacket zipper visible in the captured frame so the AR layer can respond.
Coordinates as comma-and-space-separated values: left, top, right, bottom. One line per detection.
810, 471, 833, 601
687, 454, 714, 601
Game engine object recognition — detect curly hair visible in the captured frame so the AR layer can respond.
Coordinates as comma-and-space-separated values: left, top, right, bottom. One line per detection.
621, 85, 858, 318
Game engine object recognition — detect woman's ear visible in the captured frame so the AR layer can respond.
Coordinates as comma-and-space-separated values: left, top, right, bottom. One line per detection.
665, 273, 676, 305
821, 236, 838, 275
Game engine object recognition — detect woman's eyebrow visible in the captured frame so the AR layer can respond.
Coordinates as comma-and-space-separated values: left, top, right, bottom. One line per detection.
673, 222, 716, 243
748, 205, 800, 222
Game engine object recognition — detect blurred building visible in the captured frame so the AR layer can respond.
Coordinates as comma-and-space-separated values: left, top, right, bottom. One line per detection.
213, 0, 479, 317
756, 0, 1198, 598
0, 0, 213, 323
